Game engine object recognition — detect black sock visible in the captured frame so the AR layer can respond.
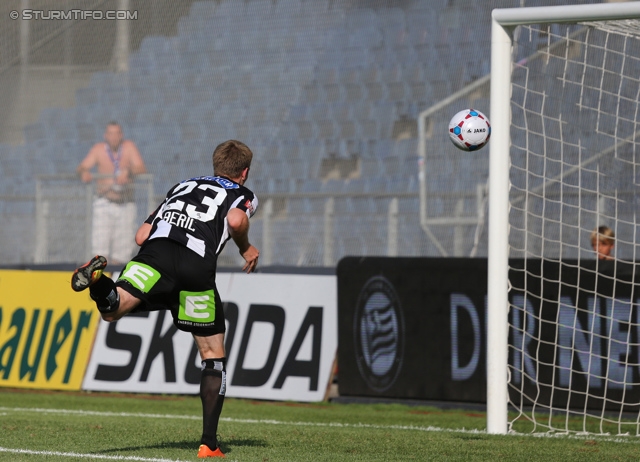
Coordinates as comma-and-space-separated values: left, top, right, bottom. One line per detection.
200, 358, 226, 450
89, 275, 119, 313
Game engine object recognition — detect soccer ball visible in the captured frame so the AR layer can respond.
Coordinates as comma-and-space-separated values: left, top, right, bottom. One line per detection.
448, 109, 491, 151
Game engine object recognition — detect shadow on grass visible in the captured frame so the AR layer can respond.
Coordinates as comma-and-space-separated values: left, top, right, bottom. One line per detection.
94, 437, 268, 456
95, 440, 195, 453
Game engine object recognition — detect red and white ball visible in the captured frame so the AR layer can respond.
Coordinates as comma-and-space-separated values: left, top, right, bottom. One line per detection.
448, 109, 491, 151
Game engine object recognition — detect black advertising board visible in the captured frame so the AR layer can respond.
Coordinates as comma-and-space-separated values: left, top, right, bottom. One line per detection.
338, 257, 640, 411
337, 257, 488, 402
509, 259, 640, 412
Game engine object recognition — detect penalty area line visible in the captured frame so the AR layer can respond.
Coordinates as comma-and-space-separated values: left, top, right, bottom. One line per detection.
0, 446, 189, 462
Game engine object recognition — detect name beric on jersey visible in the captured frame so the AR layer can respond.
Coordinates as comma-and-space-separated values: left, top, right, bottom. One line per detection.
162, 209, 196, 231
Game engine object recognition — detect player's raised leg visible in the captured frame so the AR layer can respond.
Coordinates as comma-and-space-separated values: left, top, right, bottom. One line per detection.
71, 255, 140, 320
71, 255, 107, 292
72, 255, 122, 313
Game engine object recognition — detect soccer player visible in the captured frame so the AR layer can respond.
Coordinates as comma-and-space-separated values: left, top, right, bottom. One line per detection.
72, 139, 259, 458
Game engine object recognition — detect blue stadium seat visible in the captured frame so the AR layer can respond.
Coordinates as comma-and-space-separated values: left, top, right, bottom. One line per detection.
188, 1, 218, 19
393, 138, 418, 157
358, 158, 379, 177
23, 122, 49, 143
349, 25, 383, 49
213, 0, 243, 18
267, 177, 297, 194
380, 9, 408, 49
406, 9, 436, 47
343, 178, 366, 194
371, 138, 395, 159
289, 159, 310, 178
287, 197, 313, 215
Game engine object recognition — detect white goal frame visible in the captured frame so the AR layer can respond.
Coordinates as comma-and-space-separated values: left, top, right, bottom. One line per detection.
488, 1, 640, 435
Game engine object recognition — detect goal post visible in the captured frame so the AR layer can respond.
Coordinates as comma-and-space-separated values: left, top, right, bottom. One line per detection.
488, 2, 640, 435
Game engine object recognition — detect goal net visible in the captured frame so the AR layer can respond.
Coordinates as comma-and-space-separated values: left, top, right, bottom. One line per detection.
489, 3, 640, 435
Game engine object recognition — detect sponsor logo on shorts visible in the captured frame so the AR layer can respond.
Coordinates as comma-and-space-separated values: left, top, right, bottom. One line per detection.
118, 262, 161, 293
178, 289, 216, 323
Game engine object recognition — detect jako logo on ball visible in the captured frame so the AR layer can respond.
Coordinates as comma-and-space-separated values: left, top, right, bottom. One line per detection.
448, 108, 491, 151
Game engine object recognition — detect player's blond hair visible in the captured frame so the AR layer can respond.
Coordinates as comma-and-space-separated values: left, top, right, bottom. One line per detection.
591, 226, 615, 246
212, 140, 253, 179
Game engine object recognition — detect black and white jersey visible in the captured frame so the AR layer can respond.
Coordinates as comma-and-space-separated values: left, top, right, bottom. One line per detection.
145, 175, 258, 261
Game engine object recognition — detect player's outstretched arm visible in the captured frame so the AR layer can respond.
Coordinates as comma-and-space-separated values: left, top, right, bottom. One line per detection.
228, 208, 259, 273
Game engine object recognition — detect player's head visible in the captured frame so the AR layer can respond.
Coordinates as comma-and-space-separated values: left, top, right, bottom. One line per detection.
591, 226, 615, 260
104, 121, 123, 150
213, 140, 253, 184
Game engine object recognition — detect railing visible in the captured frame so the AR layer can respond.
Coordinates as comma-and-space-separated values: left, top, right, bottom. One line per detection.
34, 173, 154, 264
2, 173, 489, 266
256, 192, 415, 267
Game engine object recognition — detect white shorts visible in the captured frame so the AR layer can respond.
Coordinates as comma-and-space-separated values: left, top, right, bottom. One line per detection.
92, 197, 137, 264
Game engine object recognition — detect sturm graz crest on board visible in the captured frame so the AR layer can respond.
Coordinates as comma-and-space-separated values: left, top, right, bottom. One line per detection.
354, 276, 405, 392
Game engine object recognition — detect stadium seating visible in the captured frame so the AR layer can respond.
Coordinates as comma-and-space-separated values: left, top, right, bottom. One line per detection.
0, 0, 618, 265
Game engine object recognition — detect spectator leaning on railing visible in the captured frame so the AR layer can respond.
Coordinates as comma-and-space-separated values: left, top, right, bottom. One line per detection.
77, 121, 147, 265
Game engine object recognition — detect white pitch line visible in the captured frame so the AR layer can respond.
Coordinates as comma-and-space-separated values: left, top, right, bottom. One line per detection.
2, 406, 640, 445
0, 446, 189, 462
0, 407, 199, 420
0, 406, 479, 433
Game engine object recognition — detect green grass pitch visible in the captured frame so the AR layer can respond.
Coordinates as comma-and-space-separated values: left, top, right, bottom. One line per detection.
1, 389, 639, 461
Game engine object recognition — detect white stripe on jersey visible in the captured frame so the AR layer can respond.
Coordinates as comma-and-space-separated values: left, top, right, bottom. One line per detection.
248, 195, 259, 218
150, 220, 171, 239
187, 233, 206, 257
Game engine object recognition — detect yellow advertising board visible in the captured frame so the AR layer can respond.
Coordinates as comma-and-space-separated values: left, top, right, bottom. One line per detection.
0, 270, 100, 390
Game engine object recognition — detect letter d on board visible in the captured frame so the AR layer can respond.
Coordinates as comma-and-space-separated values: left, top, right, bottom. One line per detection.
232, 305, 285, 387
450, 293, 481, 381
